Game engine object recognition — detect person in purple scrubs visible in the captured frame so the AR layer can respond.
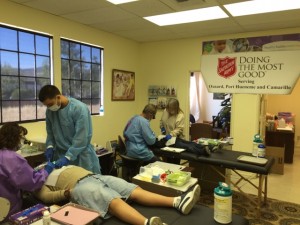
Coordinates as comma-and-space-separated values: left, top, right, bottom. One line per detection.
0, 122, 54, 222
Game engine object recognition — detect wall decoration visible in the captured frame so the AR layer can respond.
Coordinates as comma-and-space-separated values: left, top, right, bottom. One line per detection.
148, 85, 177, 109
112, 69, 135, 101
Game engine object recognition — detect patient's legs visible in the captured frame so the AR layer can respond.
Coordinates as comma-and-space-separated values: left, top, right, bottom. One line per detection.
129, 186, 173, 207
108, 198, 147, 225
130, 185, 201, 215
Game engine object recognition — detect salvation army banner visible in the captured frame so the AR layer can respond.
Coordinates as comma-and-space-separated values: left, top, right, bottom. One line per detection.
201, 51, 300, 94
201, 34, 300, 94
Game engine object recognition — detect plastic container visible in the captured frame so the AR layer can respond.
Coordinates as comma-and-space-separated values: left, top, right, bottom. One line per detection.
167, 171, 191, 186
99, 105, 104, 116
214, 182, 232, 224
252, 134, 263, 157
257, 144, 266, 158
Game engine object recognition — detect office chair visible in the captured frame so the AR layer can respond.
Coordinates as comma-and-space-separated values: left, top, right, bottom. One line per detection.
0, 197, 10, 222
117, 135, 143, 182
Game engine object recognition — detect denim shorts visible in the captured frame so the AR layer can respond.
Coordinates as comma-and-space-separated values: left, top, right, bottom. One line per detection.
71, 174, 137, 219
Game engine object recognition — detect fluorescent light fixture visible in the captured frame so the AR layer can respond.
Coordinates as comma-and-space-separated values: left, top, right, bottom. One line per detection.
106, 0, 138, 5
144, 6, 228, 26
224, 0, 300, 16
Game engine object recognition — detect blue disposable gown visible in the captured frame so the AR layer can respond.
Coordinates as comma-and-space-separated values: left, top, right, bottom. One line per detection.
0, 149, 48, 221
45, 97, 100, 174
123, 115, 156, 161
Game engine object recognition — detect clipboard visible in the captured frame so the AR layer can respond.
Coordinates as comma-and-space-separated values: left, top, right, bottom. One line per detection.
237, 155, 268, 165
50, 203, 100, 225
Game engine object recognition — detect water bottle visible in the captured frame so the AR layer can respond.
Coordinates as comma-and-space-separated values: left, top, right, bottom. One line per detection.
43, 210, 51, 225
99, 105, 104, 116
214, 182, 232, 224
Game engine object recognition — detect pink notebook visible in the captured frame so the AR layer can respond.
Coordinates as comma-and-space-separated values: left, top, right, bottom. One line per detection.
50, 204, 100, 225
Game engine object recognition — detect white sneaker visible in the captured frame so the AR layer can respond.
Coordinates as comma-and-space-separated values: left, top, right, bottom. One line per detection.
177, 184, 201, 215
147, 216, 163, 225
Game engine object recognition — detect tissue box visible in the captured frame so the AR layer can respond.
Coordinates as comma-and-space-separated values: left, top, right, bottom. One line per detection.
9, 203, 49, 225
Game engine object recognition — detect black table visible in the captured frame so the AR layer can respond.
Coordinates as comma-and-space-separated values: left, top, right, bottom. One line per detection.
101, 203, 249, 225
151, 148, 274, 217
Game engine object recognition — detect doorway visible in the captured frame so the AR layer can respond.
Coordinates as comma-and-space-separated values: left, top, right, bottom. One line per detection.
189, 71, 223, 123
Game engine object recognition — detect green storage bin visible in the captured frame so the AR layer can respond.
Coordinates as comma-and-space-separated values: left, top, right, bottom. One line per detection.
167, 171, 191, 186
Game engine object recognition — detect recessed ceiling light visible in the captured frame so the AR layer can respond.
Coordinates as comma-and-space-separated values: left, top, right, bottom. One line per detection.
106, 0, 138, 5
144, 6, 228, 26
224, 0, 300, 16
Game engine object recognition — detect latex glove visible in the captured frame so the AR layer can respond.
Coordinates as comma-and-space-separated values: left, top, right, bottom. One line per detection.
55, 157, 70, 168
165, 134, 172, 141
45, 147, 54, 161
161, 127, 166, 135
44, 162, 55, 175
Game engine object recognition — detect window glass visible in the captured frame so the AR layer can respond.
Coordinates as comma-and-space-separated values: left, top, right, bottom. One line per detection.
20, 53, 35, 76
1, 51, 19, 75
61, 38, 103, 115
0, 27, 17, 51
0, 25, 52, 123
19, 32, 34, 53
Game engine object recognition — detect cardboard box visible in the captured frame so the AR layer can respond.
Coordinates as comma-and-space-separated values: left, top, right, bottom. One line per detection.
9, 204, 49, 225
266, 146, 284, 175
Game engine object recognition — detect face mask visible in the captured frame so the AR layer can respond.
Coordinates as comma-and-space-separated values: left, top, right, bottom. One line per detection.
48, 97, 61, 111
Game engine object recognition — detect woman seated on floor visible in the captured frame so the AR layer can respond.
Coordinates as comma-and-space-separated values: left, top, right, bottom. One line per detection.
34, 165, 200, 225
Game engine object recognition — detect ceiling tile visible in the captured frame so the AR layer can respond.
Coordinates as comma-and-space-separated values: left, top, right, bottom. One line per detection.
7, 0, 300, 43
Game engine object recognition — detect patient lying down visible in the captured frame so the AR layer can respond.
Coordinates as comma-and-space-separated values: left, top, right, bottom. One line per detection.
34, 165, 200, 225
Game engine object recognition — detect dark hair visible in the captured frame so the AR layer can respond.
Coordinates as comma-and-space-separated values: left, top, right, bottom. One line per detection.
0, 122, 26, 150
142, 104, 157, 115
38, 85, 61, 102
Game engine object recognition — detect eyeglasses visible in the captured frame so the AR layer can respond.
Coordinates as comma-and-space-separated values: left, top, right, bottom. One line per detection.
149, 112, 156, 119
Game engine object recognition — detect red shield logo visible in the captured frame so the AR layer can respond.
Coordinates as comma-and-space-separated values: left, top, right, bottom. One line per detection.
217, 57, 237, 78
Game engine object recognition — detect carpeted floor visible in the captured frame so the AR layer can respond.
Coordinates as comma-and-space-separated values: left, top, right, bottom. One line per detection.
198, 190, 300, 225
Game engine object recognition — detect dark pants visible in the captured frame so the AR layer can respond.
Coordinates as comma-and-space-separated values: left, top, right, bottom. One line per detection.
173, 138, 209, 156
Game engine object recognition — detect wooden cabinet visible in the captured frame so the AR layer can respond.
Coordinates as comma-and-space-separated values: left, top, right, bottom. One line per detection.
265, 130, 295, 163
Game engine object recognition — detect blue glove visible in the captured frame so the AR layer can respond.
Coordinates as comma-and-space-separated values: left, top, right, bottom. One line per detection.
44, 162, 55, 175
45, 147, 54, 161
161, 127, 166, 135
165, 134, 172, 140
55, 157, 70, 168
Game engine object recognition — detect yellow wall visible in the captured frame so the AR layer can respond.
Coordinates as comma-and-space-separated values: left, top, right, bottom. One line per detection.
1, 0, 299, 151
266, 79, 300, 147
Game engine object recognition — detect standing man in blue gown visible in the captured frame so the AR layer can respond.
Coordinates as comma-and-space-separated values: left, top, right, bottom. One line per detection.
38, 85, 101, 174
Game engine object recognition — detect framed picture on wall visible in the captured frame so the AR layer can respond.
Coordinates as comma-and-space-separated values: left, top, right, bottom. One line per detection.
112, 69, 135, 101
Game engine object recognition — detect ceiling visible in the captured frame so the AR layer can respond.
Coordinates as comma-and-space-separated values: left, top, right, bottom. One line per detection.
8, 0, 300, 43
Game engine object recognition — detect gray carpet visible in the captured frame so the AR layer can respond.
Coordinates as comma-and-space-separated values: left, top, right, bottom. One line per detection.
199, 190, 300, 225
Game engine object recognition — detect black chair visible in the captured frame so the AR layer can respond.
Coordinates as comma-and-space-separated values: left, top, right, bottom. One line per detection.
190, 123, 214, 141
116, 135, 143, 182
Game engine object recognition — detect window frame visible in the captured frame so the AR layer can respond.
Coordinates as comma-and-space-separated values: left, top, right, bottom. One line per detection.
0, 24, 53, 124
60, 38, 103, 115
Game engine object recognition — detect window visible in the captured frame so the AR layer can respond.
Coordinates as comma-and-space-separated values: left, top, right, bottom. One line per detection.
0, 25, 52, 123
61, 39, 103, 115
